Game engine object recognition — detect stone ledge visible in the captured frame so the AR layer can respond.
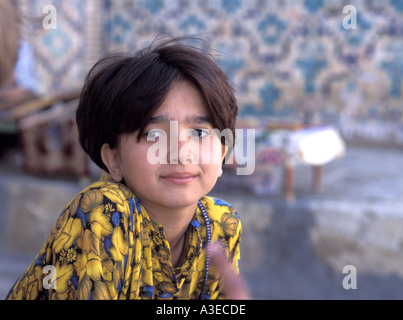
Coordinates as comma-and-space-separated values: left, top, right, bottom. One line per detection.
216, 193, 403, 299
0, 173, 82, 252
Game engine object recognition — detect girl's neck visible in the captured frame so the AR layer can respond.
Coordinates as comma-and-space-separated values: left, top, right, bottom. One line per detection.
142, 201, 197, 245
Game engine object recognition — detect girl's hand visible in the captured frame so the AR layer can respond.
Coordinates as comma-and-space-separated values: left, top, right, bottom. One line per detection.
210, 243, 251, 300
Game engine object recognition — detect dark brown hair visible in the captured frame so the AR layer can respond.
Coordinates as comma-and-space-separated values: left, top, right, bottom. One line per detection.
76, 36, 238, 173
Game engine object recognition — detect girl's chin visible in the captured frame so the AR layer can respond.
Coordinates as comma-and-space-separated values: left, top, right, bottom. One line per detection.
152, 189, 206, 208
132, 181, 216, 208
159, 195, 201, 208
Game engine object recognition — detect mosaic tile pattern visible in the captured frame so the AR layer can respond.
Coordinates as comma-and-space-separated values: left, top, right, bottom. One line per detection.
20, 0, 403, 145
18, 0, 102, 94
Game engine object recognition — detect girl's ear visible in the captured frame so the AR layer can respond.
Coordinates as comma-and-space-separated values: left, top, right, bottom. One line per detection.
101, 143, 123, 182
218, 144, 228, 178
221, 144, 229, 162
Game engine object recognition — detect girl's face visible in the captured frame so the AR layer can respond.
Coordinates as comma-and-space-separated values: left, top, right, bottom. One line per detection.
102, 80, 227, 211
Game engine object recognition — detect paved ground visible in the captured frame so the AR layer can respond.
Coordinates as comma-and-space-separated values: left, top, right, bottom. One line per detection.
225, 145, 403, 299
1, 144, 402, 299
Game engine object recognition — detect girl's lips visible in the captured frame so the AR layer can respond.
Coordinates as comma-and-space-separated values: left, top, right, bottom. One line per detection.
161, 173, 197, 184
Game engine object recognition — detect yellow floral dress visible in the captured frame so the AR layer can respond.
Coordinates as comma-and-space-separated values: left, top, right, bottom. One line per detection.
6, 177, 242, 300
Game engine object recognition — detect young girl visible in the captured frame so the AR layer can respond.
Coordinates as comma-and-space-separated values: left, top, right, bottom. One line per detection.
6, 37, 247, 300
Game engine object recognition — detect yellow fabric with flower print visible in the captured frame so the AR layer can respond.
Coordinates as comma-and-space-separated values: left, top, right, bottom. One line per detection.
6, 177, 242, 300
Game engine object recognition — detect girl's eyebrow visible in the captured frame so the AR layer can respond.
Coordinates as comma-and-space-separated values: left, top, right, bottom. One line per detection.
149, 114, 211, 125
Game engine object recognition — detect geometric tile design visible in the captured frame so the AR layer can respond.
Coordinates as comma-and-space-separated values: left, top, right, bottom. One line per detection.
19, 0, 403, 145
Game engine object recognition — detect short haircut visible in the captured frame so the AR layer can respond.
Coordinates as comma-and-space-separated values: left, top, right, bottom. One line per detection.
76, 36, 238, 173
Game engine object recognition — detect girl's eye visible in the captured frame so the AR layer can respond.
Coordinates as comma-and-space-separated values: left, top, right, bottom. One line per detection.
144, 129, 166, 141
191, 128, 212, 138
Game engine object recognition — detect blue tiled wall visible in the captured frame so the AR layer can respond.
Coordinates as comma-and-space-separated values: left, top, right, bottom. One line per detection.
23, 0, 403, 145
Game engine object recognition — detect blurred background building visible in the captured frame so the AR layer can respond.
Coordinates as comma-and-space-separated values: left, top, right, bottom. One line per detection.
6, 0, 403, 144
0, 0, 403, 299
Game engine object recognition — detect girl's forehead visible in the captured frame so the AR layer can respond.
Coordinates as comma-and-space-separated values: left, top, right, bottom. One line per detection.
149, 113, 211, 126
152, 80, 209, 123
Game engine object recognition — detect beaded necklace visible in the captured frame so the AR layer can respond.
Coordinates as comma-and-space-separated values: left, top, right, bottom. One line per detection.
197, 200, 211, 300
131, 197, 212, 299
